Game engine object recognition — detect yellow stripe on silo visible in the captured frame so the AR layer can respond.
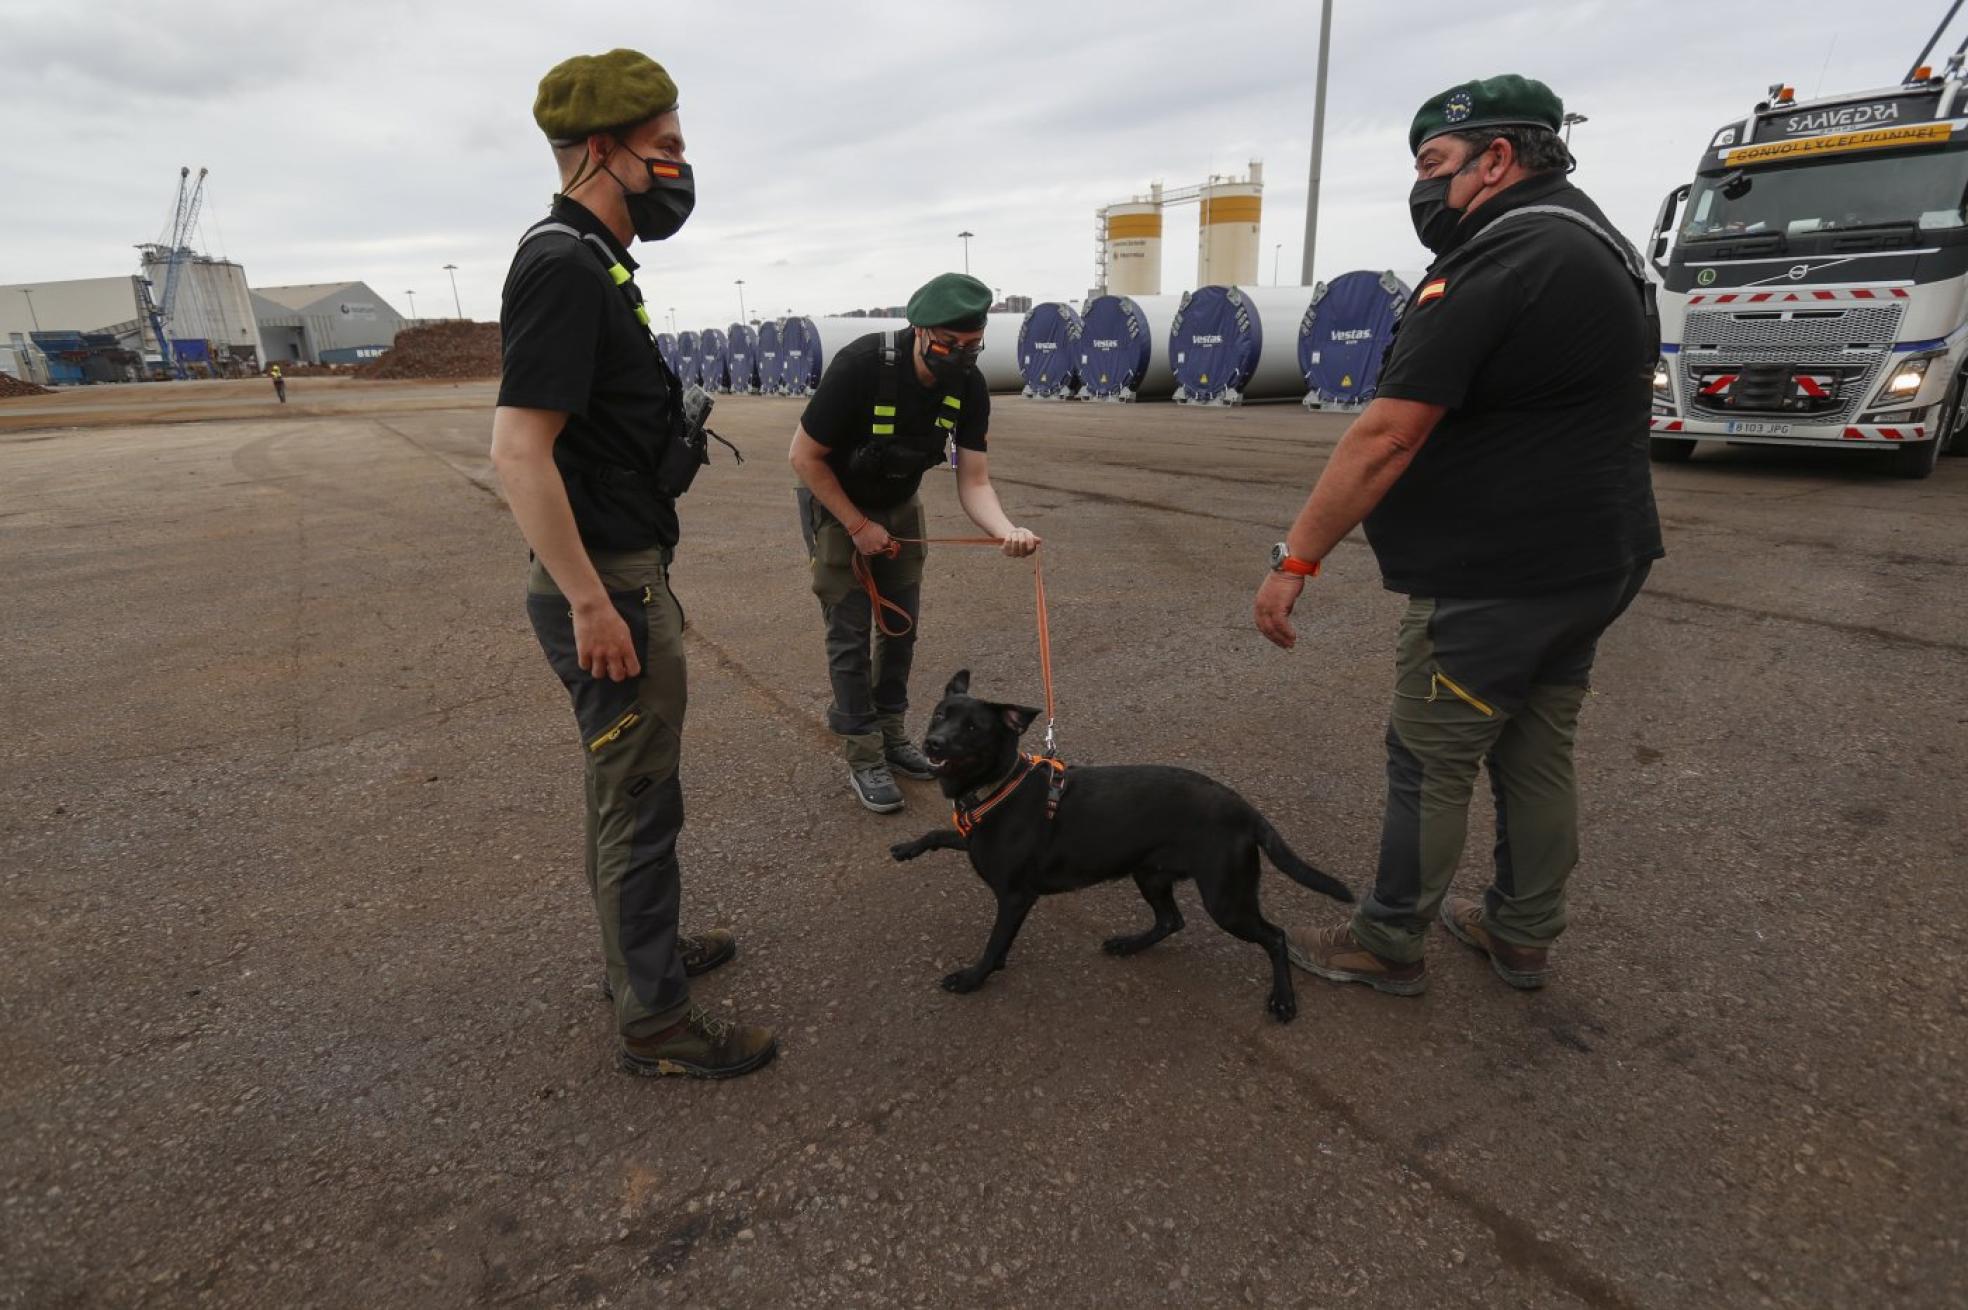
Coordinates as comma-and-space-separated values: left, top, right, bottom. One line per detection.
1106, 212, 1164, 239
1200, 195, 1263, 226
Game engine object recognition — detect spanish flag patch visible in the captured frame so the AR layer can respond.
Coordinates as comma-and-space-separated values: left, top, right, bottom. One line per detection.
1417, 278, 1448, 306
648, 161, 683, 179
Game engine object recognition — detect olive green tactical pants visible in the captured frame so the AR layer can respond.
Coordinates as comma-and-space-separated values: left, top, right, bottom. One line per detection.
1352, 563, 1652, 965
796, 489, 927, 762
526, 550, 691, 1039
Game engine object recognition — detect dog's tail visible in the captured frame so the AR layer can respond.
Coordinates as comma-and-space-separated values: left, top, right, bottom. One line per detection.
1258, 821, 1353, 903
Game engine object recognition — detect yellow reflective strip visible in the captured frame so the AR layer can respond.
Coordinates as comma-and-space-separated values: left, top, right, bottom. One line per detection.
587, 708, 642, 752
873, 404, 898, 416
936, 417, 955, 430
608, 263, 631, 285
635, 305, 650, 325
1430, 672, 1495, 717
871, 423, 895, 435
941, 395, 962, 409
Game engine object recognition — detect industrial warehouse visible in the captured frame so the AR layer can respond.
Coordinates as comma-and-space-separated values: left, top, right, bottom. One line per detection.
4, 2, 1966, 1308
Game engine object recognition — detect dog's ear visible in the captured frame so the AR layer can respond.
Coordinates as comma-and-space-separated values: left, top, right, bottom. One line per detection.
998, 704, 1043, 736
945, 669, 971, 698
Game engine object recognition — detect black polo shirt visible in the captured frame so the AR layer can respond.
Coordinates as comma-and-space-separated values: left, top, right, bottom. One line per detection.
1365, 175, 1664, 597
800, 330, 990, 510
498, 196, 681, 551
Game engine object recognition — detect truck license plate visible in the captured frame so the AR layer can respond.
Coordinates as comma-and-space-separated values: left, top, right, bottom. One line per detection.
1726, 420, 1792, 436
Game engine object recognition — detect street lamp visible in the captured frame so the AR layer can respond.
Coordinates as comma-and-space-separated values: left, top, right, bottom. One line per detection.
1273, 244, 1283, 286
667, 307, 677, 334
1562, 112, 1589, 144
442, 263, 462, 319
957, 230, 974, 274
18, 287, 41, 332
406, 290, 418, 321
735, 279, 747, 323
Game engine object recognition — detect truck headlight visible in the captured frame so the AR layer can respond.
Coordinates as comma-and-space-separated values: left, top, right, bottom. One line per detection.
1883, 357, 1931, 398
1653, 359, 1671, 392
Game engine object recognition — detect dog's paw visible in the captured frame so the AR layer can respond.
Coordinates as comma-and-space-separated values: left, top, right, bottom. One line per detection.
1268, 989, 1298, 1024
940, 969, 986, 994
889, 841, 919, 862
1102, 934, 1144, 957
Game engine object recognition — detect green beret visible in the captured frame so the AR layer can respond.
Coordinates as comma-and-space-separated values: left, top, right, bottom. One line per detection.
534, 49, 679, 144
906, 273, 993, 330
1409, 74, 1563, 155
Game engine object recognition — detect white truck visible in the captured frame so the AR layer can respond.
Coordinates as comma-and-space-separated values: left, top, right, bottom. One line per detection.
1647, 54, 1968, 478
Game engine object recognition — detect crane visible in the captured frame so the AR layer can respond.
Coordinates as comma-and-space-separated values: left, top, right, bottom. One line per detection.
136, 165, 209, 380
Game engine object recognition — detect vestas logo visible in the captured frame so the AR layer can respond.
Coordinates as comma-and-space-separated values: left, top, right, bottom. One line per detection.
1091, 338, 1120, 349
1329, 328, 1375, 343
1190, 334, 1225, 345
1785, 102, 1901, 134
1034, 341, 1056, 351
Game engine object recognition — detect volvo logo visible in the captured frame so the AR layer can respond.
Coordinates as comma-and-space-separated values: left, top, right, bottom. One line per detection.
1787, 264, 1810, 280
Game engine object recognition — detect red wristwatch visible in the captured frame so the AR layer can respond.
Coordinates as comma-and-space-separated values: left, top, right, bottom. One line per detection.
1269, 543, 1321, 577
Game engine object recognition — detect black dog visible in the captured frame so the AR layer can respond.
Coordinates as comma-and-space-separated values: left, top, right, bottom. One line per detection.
890, 670, 1353, 1022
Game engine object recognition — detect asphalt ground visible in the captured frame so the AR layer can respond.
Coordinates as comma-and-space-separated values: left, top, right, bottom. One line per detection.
3, 378, 1963, 1308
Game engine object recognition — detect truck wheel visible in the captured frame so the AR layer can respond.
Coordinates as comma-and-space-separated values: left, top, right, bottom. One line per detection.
1893, 437, 1942, 480
1649, 437, 1696, 463
1942, 380, 1968, 456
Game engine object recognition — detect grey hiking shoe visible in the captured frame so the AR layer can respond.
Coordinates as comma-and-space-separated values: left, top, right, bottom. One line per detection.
618, 1007, 779, 1080
849, 761, 905, 813
884, 738, 936, 781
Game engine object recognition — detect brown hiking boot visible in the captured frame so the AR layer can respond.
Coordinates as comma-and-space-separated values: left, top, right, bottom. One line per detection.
600, 930, 738, 1000
1287, 925, 1427, 997
618, 1007, 779, 1080
1443, 897, 1550, 990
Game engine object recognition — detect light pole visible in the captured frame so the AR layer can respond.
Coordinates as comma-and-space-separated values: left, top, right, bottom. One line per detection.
1273, 244, 1283, 285
957, 230, 974, 274
18, 287, 41, 332
667, 307, 677, 334
1562, 112, 1589, 144
735, 279, 747, 323
442, 263, 462, 319
406, 290, 418, 321
1299, 0, 1333, 286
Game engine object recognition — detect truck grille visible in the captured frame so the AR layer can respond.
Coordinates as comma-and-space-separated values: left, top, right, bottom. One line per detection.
1678, 305, 1902, 423
1681, 305, 1903, 351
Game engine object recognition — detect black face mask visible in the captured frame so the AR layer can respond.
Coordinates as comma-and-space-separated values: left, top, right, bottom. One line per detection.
613, 149, 696, 243
1408, 175, 1464, 254
921, 334, 980, 389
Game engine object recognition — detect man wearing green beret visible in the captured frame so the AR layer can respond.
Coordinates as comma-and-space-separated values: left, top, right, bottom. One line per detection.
789, 272, 1041, 812
1253, 74, 1663, 995
491, 49, 777, 1079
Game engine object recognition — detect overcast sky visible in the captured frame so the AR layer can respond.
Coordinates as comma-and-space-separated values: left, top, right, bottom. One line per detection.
0, 0, 1926, 330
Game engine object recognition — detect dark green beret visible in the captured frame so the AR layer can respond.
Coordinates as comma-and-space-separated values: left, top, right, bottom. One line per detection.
534, 49, 679, 144
1409, 74, 1563, 154
906, 273, 993, 330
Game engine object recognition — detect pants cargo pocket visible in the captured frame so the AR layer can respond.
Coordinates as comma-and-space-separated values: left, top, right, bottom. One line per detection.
526, 586, 653, 749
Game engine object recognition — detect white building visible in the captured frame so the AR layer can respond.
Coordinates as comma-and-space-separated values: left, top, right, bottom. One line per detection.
251, 282, 407, 366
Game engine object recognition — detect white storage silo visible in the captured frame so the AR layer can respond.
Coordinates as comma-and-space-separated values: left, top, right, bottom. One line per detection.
1197, 163, 1263, 289
1104, 199, 1164, 298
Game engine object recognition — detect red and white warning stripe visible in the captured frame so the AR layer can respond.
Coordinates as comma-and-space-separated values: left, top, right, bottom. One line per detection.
1687, 287, 1911, 305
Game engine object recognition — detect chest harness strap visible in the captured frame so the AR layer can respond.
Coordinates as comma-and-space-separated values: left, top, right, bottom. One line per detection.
951, 753, 1069, 837
874, 330, 964, 467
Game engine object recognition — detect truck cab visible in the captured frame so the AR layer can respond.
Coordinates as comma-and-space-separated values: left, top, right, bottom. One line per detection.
1648, 65, 1968, 477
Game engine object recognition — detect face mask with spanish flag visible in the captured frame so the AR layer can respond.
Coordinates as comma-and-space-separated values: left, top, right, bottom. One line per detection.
617, 148, 696, 243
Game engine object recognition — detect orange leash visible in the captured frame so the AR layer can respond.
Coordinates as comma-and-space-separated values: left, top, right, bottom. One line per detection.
852, 534, 1059, 754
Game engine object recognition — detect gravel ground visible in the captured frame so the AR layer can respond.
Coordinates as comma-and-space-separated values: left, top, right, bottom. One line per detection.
2, 380, 1963, 1308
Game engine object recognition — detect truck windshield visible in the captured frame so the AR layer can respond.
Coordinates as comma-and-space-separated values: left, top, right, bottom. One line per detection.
1681, 146, 1968, 240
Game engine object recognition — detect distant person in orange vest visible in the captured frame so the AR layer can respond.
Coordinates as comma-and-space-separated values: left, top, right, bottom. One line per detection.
268, 363, 286, 404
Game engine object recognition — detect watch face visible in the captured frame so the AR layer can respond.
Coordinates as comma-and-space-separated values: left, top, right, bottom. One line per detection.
1269, 543, 1288, 569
